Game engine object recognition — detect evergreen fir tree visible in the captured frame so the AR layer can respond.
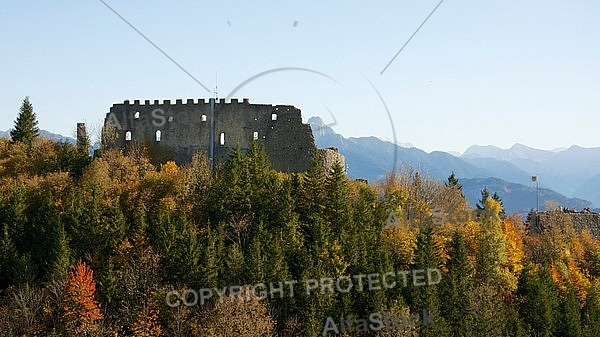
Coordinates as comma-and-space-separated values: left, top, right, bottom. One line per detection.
301, 152, 327, 222
557, 285, 582, 337
199, 225, 223, 289
582, 282, 600, 337
246, 224, 267, 283
47, 223, 72, 281
446, 171, 462, 190
440, 231, 474, 336
408, 226, 452, 337
324, 161, 353, 235
0, 223, 22, 288
10, 97, 39, 145
295, 153, 328, 245
492, 192, 506, 218
324, 162, 359, 266
223, 242, 245, 285
517, 265, 559, 337
476, 187, 490, 216
504, 305, 528, 337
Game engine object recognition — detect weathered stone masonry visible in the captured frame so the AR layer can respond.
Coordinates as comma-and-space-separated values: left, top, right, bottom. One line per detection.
530, 211, 600, 239
102, 98, 342, 173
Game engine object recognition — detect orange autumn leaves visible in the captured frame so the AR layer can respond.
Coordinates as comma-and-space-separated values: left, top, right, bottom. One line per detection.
62, 259, 103, 335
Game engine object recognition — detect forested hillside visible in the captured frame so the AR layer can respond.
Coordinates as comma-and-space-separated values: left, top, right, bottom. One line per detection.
1, 137, 600, 336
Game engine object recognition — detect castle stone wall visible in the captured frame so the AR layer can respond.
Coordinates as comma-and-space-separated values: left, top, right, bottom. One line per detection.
319, 147, 345, 173
532, 212, 600, 239
103, 98, 317, 172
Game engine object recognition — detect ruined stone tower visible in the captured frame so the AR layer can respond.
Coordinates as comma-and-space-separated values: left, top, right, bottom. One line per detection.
101, 98, 342, 173
76, 122, 87, 149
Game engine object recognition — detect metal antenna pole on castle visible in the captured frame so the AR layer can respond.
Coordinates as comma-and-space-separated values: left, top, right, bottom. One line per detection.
209, 97, 215, 172
214, 72, 218, 99
209, 75, 218, 172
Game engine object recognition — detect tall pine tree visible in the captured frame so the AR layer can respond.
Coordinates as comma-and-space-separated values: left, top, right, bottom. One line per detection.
582, 281, 600, 337
446, 172, 462, 190
518, 264, 559, 337
557, 285, 582, 337
476, 187, 490, 216
408, 226, 451, 337
440, 231, 474, 336
10, 97, 39, 145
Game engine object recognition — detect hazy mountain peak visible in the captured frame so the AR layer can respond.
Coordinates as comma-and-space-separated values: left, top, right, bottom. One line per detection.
308, 116, 324, 127
308, 116, 337, 138
510, 143, 532, 150
463, 143, 556, 162
461, 144, 504, 158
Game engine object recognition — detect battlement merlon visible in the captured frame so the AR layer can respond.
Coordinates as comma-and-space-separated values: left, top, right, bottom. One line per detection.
104, 98, 304, 126
117, 98, 272, 106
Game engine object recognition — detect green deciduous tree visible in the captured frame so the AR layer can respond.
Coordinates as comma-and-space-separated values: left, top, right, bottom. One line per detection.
476, 198, 508, 287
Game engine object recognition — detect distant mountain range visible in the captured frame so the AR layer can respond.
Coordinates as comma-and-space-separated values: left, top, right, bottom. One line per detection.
460, 178, 591, 215
0, 129, 75, 144
2, 123, 597, 214
460, 144, 600, 207
308, 117, 596, 214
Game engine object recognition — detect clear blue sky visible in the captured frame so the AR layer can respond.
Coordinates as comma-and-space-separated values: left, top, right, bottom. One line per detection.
1, 0, 598, 154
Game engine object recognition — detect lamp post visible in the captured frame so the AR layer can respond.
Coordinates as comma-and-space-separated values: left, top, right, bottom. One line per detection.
531, 176, 539, 211
531, 175, 540, 229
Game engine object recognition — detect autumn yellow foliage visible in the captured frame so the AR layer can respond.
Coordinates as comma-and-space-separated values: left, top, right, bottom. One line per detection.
161, 160, 179, 174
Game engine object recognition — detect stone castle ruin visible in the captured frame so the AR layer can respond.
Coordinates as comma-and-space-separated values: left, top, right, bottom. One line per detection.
529, 211, 600, 240
101, 98, 344, 172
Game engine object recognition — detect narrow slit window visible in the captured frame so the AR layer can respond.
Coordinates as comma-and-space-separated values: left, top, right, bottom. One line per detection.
155, 130, 162, 142
134, 111, 140, 119
271, 113, 277, 121
253, 131, 259, 140
168, 116, 174, 122
202, 114, 207, 122
220, 132, 225, 145
125, 131, 132, 141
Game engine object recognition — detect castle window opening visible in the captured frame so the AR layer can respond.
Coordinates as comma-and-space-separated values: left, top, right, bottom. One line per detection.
220, 132, 225, 145
202, 114, 207, 122
155, 130, 162, 142
253, 131, 259, 140
168, 116, 174, 122
125, 131, 132, 141
134, 111, 140, 119
272, 113, 277, 121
